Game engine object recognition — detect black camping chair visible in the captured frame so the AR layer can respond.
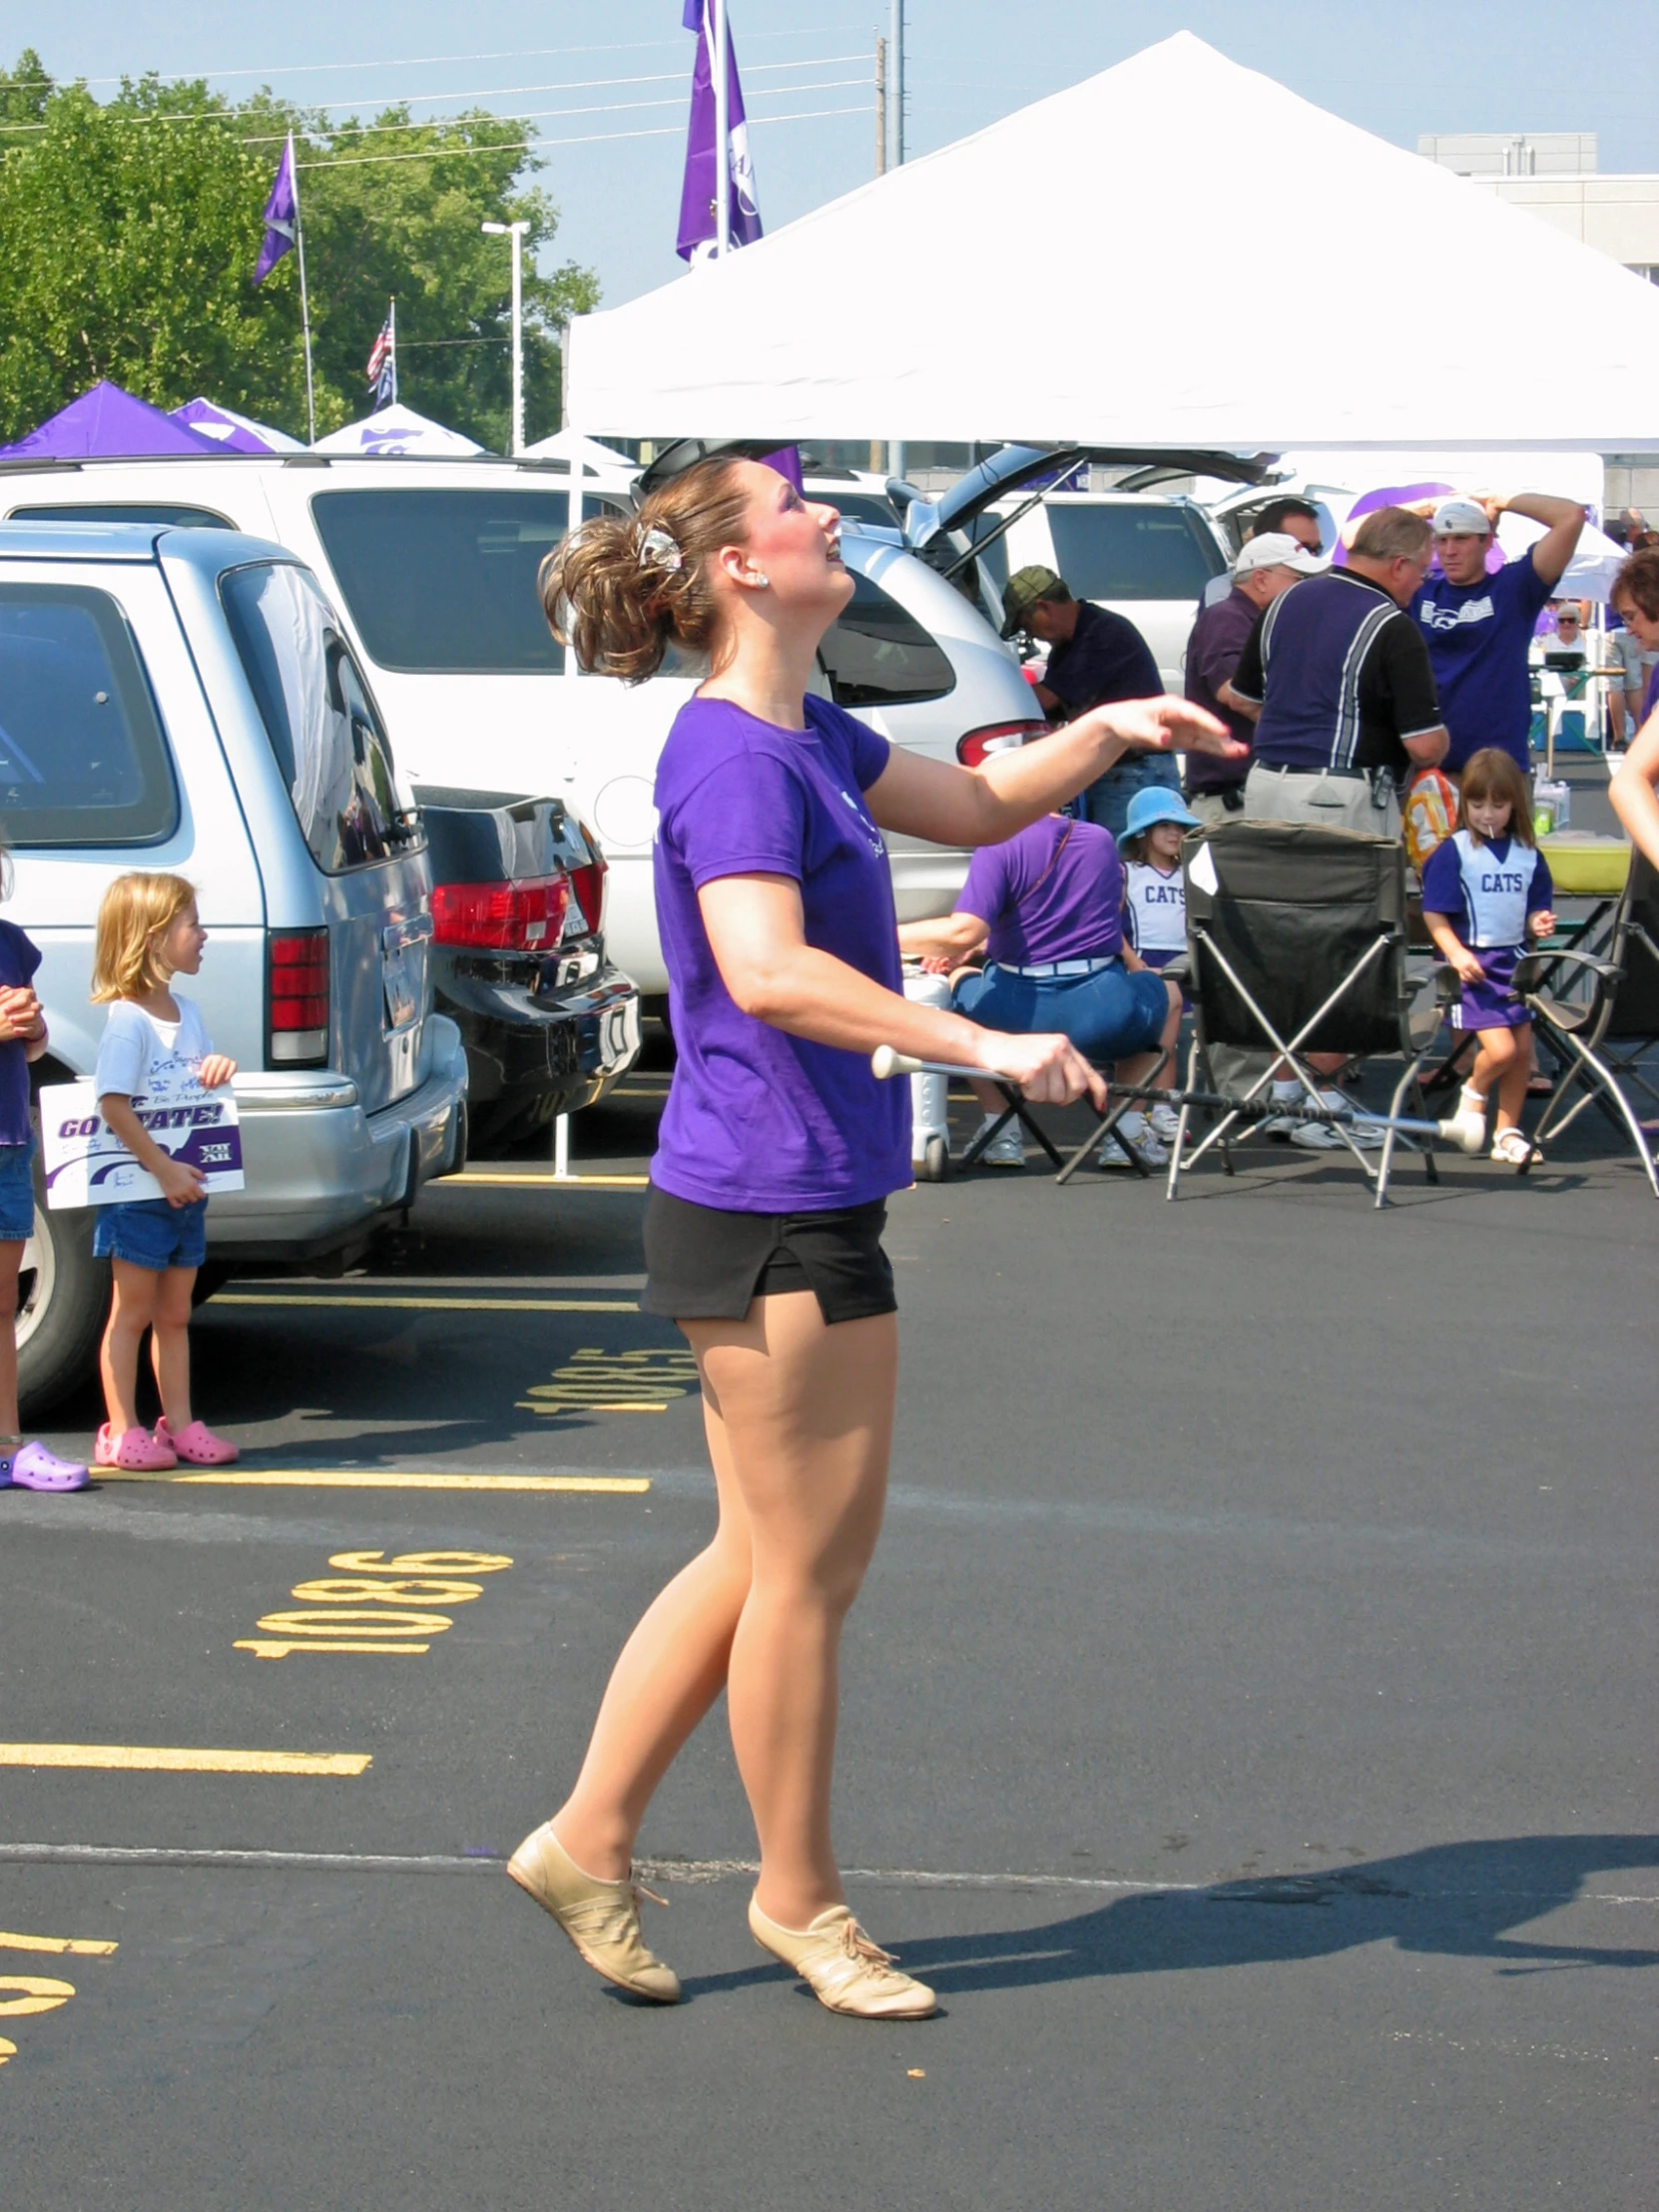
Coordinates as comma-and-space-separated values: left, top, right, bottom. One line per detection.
1171, 819, 1445, 1208
1514, 845, 1659, 1197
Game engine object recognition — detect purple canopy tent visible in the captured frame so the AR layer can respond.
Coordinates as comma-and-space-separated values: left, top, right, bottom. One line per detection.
0, 381, 221, 459
171, 397, 302, 453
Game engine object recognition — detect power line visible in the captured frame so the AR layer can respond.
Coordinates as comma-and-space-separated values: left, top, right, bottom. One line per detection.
243, 79, 874, 150
0, 54, 870, 136
0, 25, 872, 91
294, 104, 872, 173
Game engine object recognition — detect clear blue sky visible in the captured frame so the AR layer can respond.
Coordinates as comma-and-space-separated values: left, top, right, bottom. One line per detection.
20, 2, 1659, 307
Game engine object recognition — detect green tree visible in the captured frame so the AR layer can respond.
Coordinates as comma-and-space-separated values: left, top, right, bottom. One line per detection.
0, 58, 598, 448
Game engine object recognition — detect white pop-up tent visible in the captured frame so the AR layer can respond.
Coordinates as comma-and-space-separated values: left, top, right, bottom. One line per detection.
567, 32, 1659, 452
521, 426, 635, 473
311, 404, 483, 457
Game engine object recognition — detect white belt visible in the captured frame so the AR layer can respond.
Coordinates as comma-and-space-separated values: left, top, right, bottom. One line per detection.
996, 956, 1119, 979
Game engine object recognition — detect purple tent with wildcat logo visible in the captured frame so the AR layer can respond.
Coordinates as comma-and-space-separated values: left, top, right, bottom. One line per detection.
0, 381, 221, 459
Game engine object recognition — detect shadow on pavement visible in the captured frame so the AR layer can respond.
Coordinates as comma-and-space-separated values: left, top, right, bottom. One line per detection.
675, 1835, 1659, 2003
902, 1835, 1659, 1993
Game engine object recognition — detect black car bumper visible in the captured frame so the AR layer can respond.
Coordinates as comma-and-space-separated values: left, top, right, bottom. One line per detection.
435, 950, 642, 1121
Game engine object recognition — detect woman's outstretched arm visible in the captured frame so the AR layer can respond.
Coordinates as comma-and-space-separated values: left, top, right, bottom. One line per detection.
863, 696, 1243, 850
700, 873, 1105, 1109
1610, 708, 1659, 866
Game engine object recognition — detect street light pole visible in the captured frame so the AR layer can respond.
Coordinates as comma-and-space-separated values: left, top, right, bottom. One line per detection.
482, 218, 530, 454
713, 0, 731, 259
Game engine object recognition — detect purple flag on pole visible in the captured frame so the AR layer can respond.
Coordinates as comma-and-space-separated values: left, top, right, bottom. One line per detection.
677, 1, 763, 263
254, 135, 298, 285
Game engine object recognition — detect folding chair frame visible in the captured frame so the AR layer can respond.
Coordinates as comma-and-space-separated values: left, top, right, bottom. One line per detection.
1170, 928, 1441, 1209
1516, 928, 1659, 1199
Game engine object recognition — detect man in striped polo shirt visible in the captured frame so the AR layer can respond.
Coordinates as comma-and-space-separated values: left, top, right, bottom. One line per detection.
1229, 505, 1449, 837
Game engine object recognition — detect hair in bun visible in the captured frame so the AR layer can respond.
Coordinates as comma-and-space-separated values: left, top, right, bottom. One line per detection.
539, 456, 754, 684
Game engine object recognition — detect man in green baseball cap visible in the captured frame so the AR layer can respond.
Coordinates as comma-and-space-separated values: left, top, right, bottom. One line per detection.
997, 564, 1177, 837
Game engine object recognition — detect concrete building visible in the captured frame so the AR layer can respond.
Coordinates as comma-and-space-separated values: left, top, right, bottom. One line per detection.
1419, 134, 1659, 512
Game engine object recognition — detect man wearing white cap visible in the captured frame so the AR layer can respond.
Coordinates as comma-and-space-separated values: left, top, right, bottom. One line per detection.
1182, 533, 1327, 826
1413, 492, 1587, 778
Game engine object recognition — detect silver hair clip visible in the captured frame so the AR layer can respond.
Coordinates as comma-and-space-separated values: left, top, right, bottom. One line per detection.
635, 524, 683, 572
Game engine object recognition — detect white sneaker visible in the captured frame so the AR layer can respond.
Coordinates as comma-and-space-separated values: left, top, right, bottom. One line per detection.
1115, 1110, 1170, 1168
1097, 1130, 1134, 1169
1257, 1089, 1304, 1139
973, 1113, 1025, 1169
1290, 1088, 1384, 1151
1148, 1101, 1182, 1144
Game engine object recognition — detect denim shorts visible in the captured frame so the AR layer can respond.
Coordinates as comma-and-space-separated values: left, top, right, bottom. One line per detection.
0, 1138, 36, 1244
954, 959, 1170, 1063
93, 1196, 209, 1272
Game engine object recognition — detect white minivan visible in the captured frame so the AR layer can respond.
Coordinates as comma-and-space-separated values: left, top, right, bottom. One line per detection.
0, 450, 1045, 996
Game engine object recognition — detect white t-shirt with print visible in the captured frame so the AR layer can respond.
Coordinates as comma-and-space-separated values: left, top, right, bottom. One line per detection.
94, 996, 213, 1104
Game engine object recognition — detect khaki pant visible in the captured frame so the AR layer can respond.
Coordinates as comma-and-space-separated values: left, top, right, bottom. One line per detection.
1242, 763, 1400, 839
1185, 788, 1246, 829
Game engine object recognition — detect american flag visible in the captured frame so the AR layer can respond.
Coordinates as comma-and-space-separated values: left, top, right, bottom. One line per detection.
365, 312, 395, 405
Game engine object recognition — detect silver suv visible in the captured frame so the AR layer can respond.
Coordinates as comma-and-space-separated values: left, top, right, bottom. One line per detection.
0, 521, 467, 1415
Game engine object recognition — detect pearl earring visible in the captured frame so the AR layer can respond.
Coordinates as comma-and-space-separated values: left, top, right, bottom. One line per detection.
752, 571, 771, 588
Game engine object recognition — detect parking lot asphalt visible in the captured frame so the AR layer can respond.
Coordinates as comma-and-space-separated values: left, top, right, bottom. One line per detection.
5, 805, 1657, 2208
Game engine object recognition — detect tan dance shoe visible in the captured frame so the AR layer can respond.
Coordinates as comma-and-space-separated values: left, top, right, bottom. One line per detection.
748, 1896, 937, 2019
507, 1822, 682, 2003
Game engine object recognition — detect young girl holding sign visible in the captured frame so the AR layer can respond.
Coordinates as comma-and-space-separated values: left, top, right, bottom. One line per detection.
90, 873, 239, 1470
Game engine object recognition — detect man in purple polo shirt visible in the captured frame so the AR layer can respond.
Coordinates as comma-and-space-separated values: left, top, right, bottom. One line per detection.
1183, 534, 1327, 825
1413, 492, 1587, 779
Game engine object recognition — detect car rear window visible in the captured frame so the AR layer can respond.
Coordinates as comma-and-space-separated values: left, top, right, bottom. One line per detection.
819, 569, 954, 708
309, 488, 568, 673
221, 561, 403, 874
1044, 504, 1225, 601
6, 503, 234, 528
0, 583, 179, 846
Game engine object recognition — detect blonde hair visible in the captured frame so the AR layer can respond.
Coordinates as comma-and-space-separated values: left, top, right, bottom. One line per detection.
539, 456, 755, 684
91, 872, 199, 1003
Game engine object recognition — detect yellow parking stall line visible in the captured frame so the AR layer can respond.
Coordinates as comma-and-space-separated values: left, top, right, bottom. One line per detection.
94, 1469, 652, 1492
444, 1172, 650, 1189
215, 1294, 639, 1313
0, 1933, 118, 1956
0, 1745, 369, 1776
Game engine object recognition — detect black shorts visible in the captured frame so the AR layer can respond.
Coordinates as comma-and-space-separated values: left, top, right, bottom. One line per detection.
640, 1187, 896, 1326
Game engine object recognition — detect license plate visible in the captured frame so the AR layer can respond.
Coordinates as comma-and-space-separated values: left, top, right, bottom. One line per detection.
382, 944, 419, 1032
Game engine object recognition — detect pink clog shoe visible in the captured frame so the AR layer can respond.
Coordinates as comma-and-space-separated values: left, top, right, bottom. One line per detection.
95, 1423, 178, 1471
155, 1417, 239, 1466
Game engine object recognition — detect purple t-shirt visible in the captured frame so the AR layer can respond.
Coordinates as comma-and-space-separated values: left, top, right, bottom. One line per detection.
957, 816, 1126, 967
651, 693, 910, 1212
0, 920, 40, 1148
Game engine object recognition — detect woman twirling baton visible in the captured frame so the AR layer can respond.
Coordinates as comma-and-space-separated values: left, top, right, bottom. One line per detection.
507, 455, 1239, 2019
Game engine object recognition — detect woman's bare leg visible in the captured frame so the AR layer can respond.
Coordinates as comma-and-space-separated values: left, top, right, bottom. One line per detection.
692, 1292, 896, 1931
549, 1290, 895, 1925
551, 1389, 754, 1880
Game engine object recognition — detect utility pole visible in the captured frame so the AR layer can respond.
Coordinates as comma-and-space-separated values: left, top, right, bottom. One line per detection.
714, 0, 731, 258
888, 1, 904, 483
871, 34, 887, 473
874, 34, 887, 178
889, 0, 904, 169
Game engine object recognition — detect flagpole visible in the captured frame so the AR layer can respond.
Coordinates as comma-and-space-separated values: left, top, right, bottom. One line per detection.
713, 0, 730, 259
388, 296, 397, 406
289, 134, 317, 444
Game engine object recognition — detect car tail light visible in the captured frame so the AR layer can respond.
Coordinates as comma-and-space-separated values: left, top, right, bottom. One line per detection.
567, 849, 607, 937
268, 928, 329, 1067
956, 718, 1048, 769
430, 873, 571, 952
